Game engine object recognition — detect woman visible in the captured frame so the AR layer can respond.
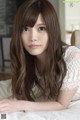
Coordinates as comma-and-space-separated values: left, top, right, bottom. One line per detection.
0, 0, 80, 113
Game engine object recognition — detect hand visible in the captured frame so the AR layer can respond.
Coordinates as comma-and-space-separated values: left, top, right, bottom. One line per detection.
7, 95, 17, 100
0, 98, 25, 113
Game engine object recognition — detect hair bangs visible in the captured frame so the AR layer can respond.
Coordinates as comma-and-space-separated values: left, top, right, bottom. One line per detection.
22, 2, 43, 29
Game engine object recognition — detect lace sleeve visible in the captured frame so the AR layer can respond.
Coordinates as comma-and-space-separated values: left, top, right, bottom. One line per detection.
61, 48, 80, 90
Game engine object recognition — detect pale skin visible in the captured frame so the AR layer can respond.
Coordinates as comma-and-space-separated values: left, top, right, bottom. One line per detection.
0, 14, 77, 113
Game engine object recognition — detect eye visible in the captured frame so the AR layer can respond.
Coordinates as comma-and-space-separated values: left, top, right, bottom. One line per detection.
23, 26, 30, 31
39, 26, 46, 31
24, 27, 28, 31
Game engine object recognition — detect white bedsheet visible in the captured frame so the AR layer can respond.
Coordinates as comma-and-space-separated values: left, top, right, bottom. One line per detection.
0, 80, 80, 120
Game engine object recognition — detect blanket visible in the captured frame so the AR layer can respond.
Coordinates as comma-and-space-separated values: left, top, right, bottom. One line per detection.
0, 80, 80, 120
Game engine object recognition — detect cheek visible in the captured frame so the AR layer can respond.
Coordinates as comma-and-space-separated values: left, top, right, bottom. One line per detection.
21, 33, 28, 44
42, 34, 49, 44
40, 32, 48, 39
44, 35, 49, 48
21, 34, 28, 49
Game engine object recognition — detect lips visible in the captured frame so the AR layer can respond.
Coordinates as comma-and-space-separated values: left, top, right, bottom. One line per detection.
29, 44, 41, 49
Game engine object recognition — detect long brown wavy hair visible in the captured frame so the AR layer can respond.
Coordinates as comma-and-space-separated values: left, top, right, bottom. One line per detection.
10, 0, 67, 101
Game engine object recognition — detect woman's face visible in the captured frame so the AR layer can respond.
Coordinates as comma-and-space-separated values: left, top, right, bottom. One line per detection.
21, 14, 49, 57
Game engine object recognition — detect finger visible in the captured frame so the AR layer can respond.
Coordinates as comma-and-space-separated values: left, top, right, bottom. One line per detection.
0, 107, 8, 113
0, 102, 10, 109
0, 99, 5, 101
0, 99, 8, 102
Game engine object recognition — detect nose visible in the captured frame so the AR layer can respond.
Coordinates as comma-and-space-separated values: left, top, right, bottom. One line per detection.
31, 29, 38, 42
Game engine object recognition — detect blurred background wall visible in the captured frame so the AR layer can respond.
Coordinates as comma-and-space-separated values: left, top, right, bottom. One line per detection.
0, 0, 16, 69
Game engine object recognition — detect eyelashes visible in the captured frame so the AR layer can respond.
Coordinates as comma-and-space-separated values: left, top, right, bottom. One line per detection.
38, 27, 46, 31
23, 26, 28, 31
23, 26, 47, 32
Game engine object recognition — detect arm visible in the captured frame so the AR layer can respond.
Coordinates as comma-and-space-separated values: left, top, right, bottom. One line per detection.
0, 87, 77, 113
23, 87, 77, 111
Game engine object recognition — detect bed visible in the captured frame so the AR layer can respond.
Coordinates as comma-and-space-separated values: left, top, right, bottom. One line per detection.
0, 79, 80, 120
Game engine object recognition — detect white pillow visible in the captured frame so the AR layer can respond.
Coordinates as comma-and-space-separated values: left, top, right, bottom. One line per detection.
0, 79, 12, 99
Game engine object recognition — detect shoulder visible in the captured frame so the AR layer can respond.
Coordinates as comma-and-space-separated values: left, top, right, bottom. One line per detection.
64, 46, 80, 65
61, 46, 80, 90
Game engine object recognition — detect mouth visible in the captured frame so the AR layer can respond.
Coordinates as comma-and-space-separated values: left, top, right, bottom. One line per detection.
29, 44, 41, 49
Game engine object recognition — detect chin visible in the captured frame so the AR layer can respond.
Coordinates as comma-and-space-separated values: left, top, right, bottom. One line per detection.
29, 51, 43, 56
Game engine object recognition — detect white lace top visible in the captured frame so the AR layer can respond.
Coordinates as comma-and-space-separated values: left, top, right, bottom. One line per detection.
61, 46, 80, 101
31, 46, 80, 101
